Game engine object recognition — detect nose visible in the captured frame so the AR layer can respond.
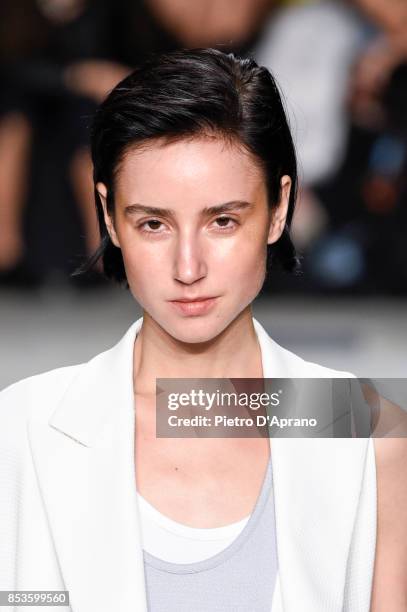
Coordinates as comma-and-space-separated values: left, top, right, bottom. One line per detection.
173, 232, 207, 285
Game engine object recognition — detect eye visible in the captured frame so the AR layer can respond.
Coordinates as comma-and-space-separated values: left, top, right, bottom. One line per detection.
138, 216, 238, 235
212, 216, 238, 231
139, 219, 166, 233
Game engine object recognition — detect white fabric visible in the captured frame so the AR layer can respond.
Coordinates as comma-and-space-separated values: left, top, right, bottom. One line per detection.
0, 316, 376, 612
137, 492, 250, 563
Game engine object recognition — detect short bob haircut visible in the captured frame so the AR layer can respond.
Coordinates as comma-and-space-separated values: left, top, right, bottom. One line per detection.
83, 48, 300, 283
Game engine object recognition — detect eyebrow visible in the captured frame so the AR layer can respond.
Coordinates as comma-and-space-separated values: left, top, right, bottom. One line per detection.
124, 200, 254, 218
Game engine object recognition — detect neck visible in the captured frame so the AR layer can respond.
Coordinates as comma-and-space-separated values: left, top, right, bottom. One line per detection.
133, 306, 263, 396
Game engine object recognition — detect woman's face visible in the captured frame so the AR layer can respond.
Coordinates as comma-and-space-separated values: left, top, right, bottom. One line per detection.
98, 136, 291, 343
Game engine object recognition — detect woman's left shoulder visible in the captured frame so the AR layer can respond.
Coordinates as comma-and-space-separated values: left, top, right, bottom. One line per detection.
370, 436, 407, 610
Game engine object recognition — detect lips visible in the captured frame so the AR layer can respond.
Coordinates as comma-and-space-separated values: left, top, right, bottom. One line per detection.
169, 296, 218, 316
170, 296, 215, 302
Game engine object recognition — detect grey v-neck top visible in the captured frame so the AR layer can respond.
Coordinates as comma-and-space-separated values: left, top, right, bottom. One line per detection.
142, 457, 278, 612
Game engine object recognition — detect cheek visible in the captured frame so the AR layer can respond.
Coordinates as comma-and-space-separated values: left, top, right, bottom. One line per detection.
120, 240, 168, 296
218, 236, 268, 296
238, 246, 267, 291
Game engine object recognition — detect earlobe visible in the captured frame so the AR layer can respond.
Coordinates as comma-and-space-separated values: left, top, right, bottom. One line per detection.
267, 175, 291, 245
96, 181, 121, 248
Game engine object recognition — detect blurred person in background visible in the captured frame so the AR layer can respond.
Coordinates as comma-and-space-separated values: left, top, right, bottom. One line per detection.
255, 0, 407, 294
1, 0, 405, 294
314, 0, 407, 294
254, 0, 366, 262
0, 0, 130, 286
349, 0, 407, 128
0, 0, 272, 288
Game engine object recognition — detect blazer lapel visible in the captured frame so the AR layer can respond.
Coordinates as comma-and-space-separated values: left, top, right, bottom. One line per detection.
254, 318, 369, 612
28, 319, 147, 612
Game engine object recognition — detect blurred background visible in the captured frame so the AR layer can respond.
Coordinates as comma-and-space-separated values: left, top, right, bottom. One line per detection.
0, 0, 406, 388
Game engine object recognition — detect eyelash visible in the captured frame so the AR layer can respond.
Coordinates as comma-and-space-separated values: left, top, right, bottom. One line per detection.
137, 216, 238, 235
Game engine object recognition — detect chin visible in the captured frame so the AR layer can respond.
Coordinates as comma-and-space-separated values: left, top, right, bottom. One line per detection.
165, 317, 228, 345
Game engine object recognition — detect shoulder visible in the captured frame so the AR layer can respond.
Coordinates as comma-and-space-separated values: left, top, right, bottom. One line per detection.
0, 365, 84, 478
373, 437, 407, 496
370, 437, 407, 610
0, 364, 83, 432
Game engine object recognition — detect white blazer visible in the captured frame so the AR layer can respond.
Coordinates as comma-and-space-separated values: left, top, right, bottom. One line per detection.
0, 316, 376, 612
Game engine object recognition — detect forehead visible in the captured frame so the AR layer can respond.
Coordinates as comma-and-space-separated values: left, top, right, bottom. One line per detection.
114, 135, 266, 208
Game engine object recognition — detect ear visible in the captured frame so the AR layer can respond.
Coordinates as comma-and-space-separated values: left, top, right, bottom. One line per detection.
96, 182, 120, 248
267, 175, 292, 245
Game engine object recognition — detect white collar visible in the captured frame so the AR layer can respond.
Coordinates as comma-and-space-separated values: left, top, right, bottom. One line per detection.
48, 315, 316, 448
